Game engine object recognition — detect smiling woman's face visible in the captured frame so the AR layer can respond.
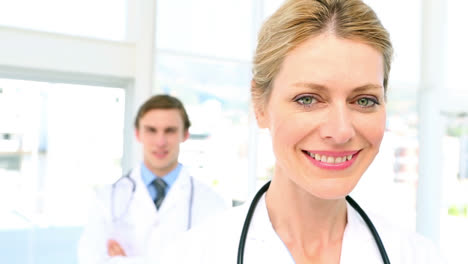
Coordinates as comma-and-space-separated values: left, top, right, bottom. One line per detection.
256, 33, 386, 200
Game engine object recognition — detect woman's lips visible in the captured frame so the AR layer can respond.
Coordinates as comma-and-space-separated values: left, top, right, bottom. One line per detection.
302, 150, 360, 170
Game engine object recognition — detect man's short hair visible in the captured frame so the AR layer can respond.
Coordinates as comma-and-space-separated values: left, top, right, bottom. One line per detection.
134, 94, 191, 131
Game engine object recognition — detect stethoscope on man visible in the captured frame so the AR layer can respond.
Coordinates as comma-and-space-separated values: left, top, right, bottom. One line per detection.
237, 181, 391, 264
111, 170, 195, 230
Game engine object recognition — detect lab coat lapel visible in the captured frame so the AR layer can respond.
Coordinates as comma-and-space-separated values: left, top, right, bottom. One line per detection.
158, 167, 191, 221
128, 165, 158, 226
145, 167, 191, 253
245, 195, 295, 264
340, 202, 383, 263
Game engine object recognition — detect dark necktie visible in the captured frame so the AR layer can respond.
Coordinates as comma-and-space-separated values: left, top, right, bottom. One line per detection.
152, 178, 167, 209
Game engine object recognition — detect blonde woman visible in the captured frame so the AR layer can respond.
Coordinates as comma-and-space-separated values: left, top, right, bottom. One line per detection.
155, 0, 444, 263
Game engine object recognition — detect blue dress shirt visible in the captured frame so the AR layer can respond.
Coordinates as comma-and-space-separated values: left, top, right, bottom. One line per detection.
140, 163, 181, 201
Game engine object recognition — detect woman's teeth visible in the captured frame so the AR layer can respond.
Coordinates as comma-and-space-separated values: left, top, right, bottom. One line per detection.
307, 152, 353, 164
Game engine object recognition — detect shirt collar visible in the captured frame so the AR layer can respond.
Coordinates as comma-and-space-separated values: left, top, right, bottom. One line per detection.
140, 162, 182, 188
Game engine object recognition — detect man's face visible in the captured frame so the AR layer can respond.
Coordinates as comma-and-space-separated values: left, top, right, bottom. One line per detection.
135, 109, 188, 176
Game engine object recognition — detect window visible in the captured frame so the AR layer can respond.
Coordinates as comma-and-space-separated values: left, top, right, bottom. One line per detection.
155, 0, 255, 202
0, 79, 125, 264
0, 0, 126, 41
155, 52, 251, 202
156, 0, 253, 61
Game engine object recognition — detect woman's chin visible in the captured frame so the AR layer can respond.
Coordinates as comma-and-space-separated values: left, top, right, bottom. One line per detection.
302, 179, 359, 200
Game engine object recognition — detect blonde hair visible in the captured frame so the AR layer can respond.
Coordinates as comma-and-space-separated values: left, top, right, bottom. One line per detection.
252, 0, 393, 106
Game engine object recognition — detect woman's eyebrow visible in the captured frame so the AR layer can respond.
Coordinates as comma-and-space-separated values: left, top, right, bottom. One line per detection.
292, 82, 326, 90
352, 84, 383, 93
292, 82, 382, 92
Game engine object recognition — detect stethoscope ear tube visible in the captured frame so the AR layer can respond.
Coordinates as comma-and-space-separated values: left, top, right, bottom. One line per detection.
345, 196, 390, 264
111, 172, 136, 222
237, 181, 271, 264
187, 176, 194, 230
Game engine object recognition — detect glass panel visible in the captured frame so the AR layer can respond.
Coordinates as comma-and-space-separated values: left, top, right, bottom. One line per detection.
0, 0, 126, 41
440, 98, 468, 258
155, 52, 251, 202
439, 106, 468, 263
363, 0, 422, 87
0, 79, 125, 263
447, 0, 468, 92
156, 0, 253, 61
441, 1, 468, 263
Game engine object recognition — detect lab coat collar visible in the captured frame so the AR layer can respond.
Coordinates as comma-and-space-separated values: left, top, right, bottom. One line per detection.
245, 195, 294, 263
246, 194, 383, 263
341, 198, 382, 263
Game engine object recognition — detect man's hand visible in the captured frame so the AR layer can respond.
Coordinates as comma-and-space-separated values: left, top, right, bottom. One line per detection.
107, 239, 127, 257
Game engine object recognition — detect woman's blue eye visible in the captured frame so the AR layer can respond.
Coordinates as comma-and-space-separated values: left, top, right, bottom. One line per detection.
356, 97, 378, 107
296, 96, 316, 106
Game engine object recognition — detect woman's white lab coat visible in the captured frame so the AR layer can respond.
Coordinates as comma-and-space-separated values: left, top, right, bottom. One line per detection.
78, 165, 229, 264
156, 194, 445, 264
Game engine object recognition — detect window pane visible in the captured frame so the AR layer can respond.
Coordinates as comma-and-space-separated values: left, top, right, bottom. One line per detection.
437, 110, 468, 264
0, 0, 126, 41
156, 0, 253, 61
0, 79, 125, 263
443, 3, 468, 263
155, 52, 251, 201
447, 0, 468, 92
364, 0, 422, 88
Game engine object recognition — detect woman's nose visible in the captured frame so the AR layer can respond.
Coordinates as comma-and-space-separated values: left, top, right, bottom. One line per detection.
318, 105, 355, 144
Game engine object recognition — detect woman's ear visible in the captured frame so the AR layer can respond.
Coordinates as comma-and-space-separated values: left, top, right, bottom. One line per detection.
252, 80, 268, 129
254, 105, 268, 129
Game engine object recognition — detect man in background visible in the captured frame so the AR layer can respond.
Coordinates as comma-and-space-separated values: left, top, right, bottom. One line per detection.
78, 94, 229, 263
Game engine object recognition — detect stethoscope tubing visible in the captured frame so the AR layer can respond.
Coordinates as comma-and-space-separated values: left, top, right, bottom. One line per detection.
345, 195, 390, 263
111, 172, 135, 222
187, 176, 194, 229
237, 181, 390, 264
237, 181, 270, 264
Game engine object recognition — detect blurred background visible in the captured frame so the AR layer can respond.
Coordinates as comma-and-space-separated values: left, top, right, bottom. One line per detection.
0, 0, 466, 263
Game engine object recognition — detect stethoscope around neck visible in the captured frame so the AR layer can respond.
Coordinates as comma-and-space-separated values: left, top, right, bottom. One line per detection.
237, 181, 390, 264
111, 170, 195, 230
